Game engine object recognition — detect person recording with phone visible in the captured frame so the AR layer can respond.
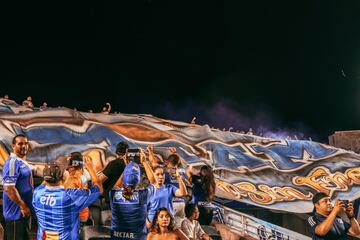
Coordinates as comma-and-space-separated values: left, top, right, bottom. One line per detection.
98, 141, 129, 206
307, 192, 360, 239
109, 149, 155, 240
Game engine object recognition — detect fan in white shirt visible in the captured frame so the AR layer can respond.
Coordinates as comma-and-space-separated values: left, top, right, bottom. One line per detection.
181, 204, 211, 240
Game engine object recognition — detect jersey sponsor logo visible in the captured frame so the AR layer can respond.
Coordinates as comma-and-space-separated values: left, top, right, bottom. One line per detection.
40, 194, 56, 206
113, 231, 135, 238
4, 179, 14, 184
113, 191, 139, 204
42, 230, 59, 240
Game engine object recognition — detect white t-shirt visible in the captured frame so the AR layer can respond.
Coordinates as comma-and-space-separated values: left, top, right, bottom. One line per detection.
181, 218, 205, 239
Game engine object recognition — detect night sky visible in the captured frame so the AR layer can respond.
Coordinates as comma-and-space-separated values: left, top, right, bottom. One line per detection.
1, 1, 359, 142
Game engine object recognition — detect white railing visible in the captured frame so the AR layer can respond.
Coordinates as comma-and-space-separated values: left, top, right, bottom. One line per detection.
213, 202, 311, 240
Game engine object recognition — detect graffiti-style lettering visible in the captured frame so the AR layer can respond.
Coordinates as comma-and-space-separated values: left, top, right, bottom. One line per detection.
294, 166, 360, 197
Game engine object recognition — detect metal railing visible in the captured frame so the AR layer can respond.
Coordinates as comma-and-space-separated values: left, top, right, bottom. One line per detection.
213, 202, 311, 240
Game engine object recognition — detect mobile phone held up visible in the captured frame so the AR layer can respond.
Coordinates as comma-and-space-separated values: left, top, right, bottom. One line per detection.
127, 149, 141, 165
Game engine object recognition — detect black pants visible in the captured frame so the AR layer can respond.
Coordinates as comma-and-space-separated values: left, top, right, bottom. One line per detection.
5, 217, 30, 240
198, 206, 213, 225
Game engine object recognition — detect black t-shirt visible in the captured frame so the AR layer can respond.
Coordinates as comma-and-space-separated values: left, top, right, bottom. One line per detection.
307, 212, 353, 240
101, 158, 126, 201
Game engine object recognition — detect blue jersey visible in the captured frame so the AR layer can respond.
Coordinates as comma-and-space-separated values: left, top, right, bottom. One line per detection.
164, 172, 186, 203
110, 187, 153, 240
147, 184, 177, 223
2, 153, 34, 221
32, 184, 100, 240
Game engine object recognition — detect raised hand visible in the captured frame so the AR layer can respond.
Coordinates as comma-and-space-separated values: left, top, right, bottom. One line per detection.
139, 148, 146, 163
346, 202, 355, 218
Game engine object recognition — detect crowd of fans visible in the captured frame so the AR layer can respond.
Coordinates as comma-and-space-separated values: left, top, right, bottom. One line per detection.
1, 134, 222, 240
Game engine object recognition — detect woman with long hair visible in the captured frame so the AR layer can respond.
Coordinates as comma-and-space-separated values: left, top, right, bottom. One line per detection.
187, 165, 216, 225
147, 208, 179, 240
146, 165, 187, 228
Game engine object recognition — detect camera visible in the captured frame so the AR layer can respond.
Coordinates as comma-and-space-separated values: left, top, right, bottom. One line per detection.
127, 149, 141, 164
341, 199, 349, 208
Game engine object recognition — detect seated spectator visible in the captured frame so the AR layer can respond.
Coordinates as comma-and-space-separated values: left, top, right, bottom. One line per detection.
181, 204, 211, 240
147, 207, 180, 240
39, 102, 48, 111
102, 102, 111, 114
110, 150, 155, 240
22, 96, 34, 108
186, 165, 216, 225
32, 157, 102, 240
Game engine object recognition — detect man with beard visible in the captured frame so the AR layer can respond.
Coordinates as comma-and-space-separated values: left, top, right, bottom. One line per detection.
2, 134, 41, 240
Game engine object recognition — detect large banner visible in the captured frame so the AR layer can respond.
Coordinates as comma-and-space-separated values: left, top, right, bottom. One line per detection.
0, 98, 359, 213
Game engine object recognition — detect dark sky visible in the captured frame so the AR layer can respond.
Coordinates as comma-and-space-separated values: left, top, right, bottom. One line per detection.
1, 1, 359, 142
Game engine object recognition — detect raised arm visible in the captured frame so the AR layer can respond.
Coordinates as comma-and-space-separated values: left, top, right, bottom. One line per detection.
84, 156, 103, 194
140, 148, 156, 184
114, 172, 124, 188
147, 146, 161, 167
315, 200, 342, 236
346, 202, 360, 236
175, 168, 187, 197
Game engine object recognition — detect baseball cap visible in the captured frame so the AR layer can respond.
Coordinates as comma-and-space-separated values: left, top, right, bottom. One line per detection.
43, 161, 64, 183
123, 161, 140, 188
312, 192, 329, 204
69, 152, 83, 168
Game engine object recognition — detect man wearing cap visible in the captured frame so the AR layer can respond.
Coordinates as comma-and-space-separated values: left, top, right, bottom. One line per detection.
109, 150, 154, 240
32, 156, 102, 240
307, 192, 360, 239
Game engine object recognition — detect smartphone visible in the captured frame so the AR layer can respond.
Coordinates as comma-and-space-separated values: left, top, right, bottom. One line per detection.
127, 149, 141, 164
341, 199, 349, 208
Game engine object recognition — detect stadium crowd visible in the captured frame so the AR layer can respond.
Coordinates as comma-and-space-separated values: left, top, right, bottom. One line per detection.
1, 134, 222, 240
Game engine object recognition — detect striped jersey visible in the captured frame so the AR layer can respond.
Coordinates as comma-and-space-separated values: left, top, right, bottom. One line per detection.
32, 184, 100, 240
110, 187, 154, 240
2, 153, 34, 221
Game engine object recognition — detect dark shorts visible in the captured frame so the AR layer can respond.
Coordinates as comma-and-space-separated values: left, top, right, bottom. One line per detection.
5, 217, 30, 240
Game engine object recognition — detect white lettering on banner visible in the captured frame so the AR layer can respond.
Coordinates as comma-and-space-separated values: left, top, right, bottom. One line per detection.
40, 194, 56, 206
113, 231, 135, 238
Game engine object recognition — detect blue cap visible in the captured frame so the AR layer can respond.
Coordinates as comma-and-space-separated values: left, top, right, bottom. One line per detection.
123, 162, 141, 188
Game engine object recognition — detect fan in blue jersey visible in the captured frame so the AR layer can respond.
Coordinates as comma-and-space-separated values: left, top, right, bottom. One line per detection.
32, 156, 102, 240
2, 134, 43, 240
164, 153, 191, 224
146, 165, 188, 228
110, 149, 155, 240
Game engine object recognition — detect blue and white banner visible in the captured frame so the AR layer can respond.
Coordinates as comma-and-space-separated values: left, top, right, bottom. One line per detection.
0, 98, 359, 213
